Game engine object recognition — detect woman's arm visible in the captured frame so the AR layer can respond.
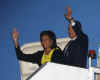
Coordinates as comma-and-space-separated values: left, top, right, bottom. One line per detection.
11, 28, 41, 63
15, 46, 41, 63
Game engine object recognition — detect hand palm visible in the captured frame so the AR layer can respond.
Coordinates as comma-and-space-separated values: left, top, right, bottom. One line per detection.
12, 28, 18, 41
64, 6, 72, 19
67, 6, 72, 17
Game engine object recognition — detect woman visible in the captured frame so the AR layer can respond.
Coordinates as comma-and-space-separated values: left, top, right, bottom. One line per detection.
12, 28, 63, 66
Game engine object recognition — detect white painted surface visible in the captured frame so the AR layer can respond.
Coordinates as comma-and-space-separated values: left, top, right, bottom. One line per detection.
29, 62, 89, 80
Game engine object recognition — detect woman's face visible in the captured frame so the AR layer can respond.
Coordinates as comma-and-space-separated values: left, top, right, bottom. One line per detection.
41, 35, 52, 49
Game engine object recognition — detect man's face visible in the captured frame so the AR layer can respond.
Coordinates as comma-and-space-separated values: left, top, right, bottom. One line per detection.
68, 24, 77, 39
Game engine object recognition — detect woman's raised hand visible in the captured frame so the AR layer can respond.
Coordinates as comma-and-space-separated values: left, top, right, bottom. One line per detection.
11, 27, 19, 48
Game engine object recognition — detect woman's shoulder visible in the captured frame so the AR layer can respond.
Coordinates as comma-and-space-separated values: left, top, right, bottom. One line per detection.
54, 47, 63, 55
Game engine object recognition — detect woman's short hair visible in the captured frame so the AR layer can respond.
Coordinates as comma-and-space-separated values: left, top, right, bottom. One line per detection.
40, 30, 57, 49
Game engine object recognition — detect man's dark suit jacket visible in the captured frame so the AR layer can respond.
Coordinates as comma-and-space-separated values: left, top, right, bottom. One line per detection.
63, 34, 88, 68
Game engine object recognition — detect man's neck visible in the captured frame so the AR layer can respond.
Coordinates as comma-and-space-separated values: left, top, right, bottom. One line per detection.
71, 36, 77, 41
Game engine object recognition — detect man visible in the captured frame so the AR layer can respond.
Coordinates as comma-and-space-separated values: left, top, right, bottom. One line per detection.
63, 6, 88, 68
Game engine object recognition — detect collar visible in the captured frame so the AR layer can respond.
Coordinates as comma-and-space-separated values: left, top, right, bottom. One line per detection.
71, 36, 77, 41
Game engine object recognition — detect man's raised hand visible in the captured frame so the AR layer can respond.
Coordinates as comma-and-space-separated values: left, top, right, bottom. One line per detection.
64, 6, 72, 20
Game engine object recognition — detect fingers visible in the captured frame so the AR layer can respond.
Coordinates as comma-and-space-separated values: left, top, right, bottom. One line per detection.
11, 27, 19, 41
67, 6, 72, 16
12, 27, 18, 35
11, 27, 19, 48
13, 27, 18, 34
13, 27, 17, 33
64, 13, 66, 17
64, 5, 72, 20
